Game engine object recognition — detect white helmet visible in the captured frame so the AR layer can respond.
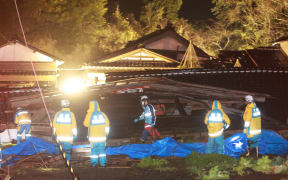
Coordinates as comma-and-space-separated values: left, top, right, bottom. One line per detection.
140, 95, 148, 101
61, 99, 70, 107
245, 95, 254, 102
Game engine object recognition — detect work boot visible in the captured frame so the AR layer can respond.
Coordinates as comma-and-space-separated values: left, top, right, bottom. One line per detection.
244, 149, 250, 157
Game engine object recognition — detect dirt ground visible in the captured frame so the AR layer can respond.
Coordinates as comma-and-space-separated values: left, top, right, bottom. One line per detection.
8, 157, 287, 180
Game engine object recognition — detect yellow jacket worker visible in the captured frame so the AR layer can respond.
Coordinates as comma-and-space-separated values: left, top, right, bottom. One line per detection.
204, 100, 231, 154
84, 100, 110, 167
15, 107, 32, 144
243, 95, 261, 157
53, 99, 77, 160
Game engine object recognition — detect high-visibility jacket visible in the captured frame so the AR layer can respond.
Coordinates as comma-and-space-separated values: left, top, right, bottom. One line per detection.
15, 110, 31, 125
83, 101, 110, 142
136, 104, 156, 128
53, 107, 77, 143
243, 102, 261, 138
204, 100, 231, 137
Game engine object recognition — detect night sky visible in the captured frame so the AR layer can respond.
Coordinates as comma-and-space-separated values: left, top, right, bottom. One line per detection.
179, 0, 214, 21
117, 0, 214, 21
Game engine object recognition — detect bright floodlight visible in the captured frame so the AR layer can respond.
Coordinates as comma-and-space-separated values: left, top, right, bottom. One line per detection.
60, 77, 86, 94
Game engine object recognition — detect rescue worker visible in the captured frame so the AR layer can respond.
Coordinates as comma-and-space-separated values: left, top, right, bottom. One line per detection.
134, 95, 160, 143
243, 95, 261, 157
15, 107, 32, 144
53, 99, 77, 161
83, 100, 110, 167
204, 100, 231, 154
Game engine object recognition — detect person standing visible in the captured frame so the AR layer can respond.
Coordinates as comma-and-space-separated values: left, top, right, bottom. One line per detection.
134, 95, 160, 143
243, 95, 262, 157
83, 100, 110, 167
15, 107, 32, 144
204, 100, 231, 154
53, 99, 77, 161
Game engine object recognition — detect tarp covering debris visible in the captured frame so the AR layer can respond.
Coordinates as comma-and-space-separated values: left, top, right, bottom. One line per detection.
106, 130, 288, 158
2, 137, 55, 164
259, 130, 288, 156
2, 130, 288, 164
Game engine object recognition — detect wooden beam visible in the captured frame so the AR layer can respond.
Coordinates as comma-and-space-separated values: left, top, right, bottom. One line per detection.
0, 62, 56, 71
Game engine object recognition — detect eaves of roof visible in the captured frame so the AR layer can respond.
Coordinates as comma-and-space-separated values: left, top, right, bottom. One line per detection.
0, 40, 62, 61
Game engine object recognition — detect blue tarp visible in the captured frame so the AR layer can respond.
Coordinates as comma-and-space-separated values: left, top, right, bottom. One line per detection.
2, 130, 288, 164
106, 130, 288, 158
2, 137, 55, 164
259, 130, 288, 156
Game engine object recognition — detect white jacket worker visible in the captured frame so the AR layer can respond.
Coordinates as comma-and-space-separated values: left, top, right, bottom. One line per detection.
134, 95, 160, 142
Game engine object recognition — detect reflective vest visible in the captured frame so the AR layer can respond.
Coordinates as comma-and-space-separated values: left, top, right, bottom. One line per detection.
15, 110, 31, 125
204, 100, 231, 137
53, 108, 77, 143
84, 101, 110, 142
90, 113, 106, 125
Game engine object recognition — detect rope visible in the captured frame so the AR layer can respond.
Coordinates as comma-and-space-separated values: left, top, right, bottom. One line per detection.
13, 0, 79, 179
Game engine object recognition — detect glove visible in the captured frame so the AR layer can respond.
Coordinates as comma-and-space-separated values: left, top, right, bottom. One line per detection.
224, 123, 229, 130
105, 127, 110, 134
134, 118, 139, 123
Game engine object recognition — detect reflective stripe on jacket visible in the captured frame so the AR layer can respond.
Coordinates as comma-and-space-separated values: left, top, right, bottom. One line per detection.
137, 104, 156, 126
15, 110, 31, 125
83, 101, 110, 142
204, 100, 231, 137
243, 103, 261, 138
53, 108, 77, 143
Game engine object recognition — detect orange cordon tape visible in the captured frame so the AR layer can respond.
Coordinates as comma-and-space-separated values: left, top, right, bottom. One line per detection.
50, 123, 80, 180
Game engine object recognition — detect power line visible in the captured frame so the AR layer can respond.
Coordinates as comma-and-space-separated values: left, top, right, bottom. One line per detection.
13, 0, 80, 179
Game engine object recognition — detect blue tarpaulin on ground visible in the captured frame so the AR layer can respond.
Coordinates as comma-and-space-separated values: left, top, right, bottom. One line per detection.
2, 130, 288, 163
106, 130, 288, 159
259, 130, 288, 156
2, 137, 55, 164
